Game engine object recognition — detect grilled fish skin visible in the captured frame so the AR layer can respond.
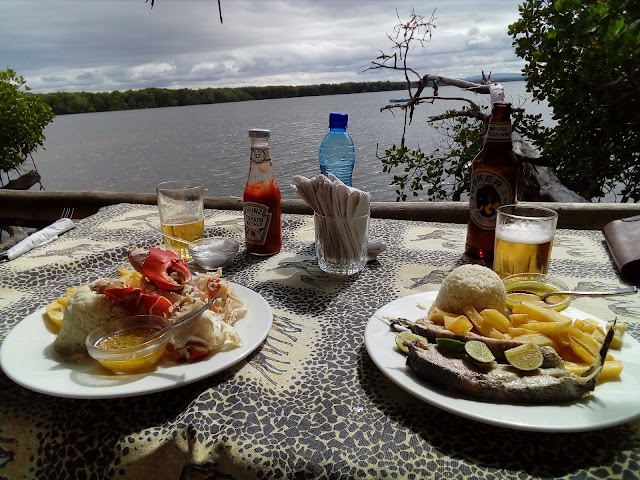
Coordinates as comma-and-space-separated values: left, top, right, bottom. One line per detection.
405, 321, 616, 405
393, 317, 564, 367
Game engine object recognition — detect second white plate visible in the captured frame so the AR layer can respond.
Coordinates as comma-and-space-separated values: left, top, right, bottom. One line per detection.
0, 283, 272, 399
365, 291, 640, 432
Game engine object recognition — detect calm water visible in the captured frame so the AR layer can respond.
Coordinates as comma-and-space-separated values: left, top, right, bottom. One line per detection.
33, 81, 552, 202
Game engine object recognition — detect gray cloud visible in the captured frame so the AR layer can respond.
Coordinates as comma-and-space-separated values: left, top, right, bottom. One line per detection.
0, 0, 524, 93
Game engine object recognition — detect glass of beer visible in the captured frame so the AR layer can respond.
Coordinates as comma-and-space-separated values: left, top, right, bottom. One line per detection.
156, 181, 205, 259
493, 204, 558, 278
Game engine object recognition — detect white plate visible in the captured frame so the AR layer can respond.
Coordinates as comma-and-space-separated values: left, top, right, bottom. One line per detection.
365, 291, 640, 432
0, 283, 272, 399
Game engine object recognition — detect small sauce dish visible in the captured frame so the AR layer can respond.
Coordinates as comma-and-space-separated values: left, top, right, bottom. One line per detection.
85, 315, 171, 374
188, 237, 239, 270
503, 273, 571, 311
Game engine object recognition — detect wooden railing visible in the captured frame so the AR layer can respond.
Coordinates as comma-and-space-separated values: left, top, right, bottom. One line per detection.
1, 189, 639, 230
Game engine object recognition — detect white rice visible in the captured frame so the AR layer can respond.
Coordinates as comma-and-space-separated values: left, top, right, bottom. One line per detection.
431, 264, 506, 315
53, 284, 129, 357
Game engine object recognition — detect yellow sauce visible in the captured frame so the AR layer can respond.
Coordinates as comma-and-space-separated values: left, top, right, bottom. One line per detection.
95, 328, 166, 374
96, 348, 165, 374
97, 328, 157, 350
504, 280, 570, 312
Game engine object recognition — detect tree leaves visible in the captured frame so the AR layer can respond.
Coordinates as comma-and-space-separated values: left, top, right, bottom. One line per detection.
0, 69, 55, 184
510, 0, 640, 201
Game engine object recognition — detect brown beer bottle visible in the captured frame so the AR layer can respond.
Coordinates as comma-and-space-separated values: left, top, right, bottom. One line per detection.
465, 102, 519, 259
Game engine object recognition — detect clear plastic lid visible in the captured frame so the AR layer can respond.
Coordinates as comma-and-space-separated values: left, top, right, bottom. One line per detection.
328, 112, 348, 129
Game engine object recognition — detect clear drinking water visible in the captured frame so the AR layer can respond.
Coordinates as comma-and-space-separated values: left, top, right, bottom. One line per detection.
318, 112, 355, 186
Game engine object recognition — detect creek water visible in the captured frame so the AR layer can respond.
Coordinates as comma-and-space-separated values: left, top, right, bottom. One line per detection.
33, 82, 553, 202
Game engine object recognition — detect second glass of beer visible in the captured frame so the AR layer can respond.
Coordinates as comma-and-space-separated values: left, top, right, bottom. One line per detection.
493, 204, 558, 278
156, 181, 205, 259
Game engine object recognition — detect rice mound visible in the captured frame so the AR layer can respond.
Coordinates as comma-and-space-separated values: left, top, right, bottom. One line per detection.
53, 284, 128, 357
431, 264, 506, 315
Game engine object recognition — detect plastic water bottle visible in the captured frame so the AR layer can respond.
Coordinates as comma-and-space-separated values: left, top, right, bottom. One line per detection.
318, 112, 355, 186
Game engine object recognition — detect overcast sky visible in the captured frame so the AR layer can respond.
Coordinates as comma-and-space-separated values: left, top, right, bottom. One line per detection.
0, 0, 525, 94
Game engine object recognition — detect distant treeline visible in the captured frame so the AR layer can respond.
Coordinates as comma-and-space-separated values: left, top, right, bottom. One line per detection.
37, 81, 407, 116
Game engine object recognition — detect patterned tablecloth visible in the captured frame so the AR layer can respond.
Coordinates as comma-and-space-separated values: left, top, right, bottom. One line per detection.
1, 203, 639, 480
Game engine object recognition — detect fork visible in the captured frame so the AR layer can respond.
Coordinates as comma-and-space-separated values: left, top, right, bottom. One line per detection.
0, 208, 76, 262
60, 207, 74, 219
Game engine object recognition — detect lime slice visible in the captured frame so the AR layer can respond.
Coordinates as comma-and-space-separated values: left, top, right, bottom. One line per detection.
504, 343, 543, 371
436, 337, 466, 355
395, 331, 425, 354
464, 340, 496, 364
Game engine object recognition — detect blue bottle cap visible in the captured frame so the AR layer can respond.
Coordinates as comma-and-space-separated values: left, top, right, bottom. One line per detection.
329, 112, 348, 129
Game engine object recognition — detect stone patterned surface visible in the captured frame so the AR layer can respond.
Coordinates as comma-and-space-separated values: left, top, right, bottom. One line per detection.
1, 203, 639, 480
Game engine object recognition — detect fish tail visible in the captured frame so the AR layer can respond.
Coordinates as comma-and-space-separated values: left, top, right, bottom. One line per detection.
389, 317, 413, 332
581, 318, 617, 382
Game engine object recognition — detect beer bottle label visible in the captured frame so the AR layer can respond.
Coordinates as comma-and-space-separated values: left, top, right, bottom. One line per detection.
485, 121, 512, 142
243, 201, 272, 245
250, 146, 271, 164
469, 170, 513, 230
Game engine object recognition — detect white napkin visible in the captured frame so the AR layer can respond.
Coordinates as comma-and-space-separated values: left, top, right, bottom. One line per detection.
3, 218, 75, 261
292, 174, 386, 262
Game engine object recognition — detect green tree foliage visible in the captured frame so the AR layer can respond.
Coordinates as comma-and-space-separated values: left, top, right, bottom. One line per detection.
37, 81, 406, 116
509, 0, 640, 202
381, 109, 487, 201
0, 68, 55, 183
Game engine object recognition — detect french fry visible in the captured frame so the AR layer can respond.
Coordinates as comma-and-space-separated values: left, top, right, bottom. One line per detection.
566, 326, 600, 357
563, 360, 589, 376
487, 328, 506, 339
429, 307, 456, 325
598, 360, 624, 383
463, 305, 494, 337
480, 309, 511, 333
444, 315, 473, 335
606, 321, 626, 349
558, 345, 584, 364
592, 327, 606, 344
511, 302, 565, 322
574, 318, 596, 334
568, 336, 596, 364
509, 313, 529, 325
508, 332, 558, 350
517, 319, 572, 335
507, 327, 537, 337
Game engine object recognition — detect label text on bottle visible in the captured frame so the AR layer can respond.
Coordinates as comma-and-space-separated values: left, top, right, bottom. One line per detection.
469, 170, 513, 230
485, 121, 512, 142
243, 201, 272, 245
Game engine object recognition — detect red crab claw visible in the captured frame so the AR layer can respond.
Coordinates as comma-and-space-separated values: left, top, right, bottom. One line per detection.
103, 286, 173, 316
128, 246, 191, 291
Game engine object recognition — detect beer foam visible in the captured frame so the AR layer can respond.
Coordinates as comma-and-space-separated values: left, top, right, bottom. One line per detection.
496, 223, 554, 244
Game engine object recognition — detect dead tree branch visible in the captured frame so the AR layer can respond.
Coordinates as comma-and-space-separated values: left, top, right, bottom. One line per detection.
365, 8, 586, 202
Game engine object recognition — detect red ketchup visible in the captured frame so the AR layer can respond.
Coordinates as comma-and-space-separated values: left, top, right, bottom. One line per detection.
243, 129, 282, 256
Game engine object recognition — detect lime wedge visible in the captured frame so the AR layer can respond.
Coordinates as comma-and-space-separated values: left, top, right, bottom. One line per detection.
436, 337, 466, 355
464, 340, 496, 364
504, 343, 543, 371
395, 331, 426, 354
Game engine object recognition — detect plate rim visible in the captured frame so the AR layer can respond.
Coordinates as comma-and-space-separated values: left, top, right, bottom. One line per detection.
0, 282, 272, 399
365, 291, 640, 432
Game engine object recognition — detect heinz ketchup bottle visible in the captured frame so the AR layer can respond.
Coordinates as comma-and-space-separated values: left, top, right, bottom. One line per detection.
243, 129, 282, 256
